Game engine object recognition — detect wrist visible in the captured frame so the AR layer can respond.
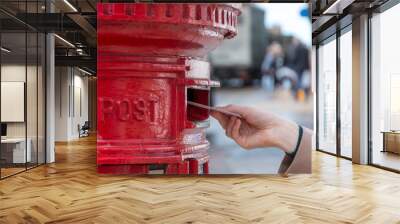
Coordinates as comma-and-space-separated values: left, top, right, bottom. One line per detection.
270, 118, 299, 154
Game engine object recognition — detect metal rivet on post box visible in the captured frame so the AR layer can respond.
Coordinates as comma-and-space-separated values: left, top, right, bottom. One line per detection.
97, 3, 241, 175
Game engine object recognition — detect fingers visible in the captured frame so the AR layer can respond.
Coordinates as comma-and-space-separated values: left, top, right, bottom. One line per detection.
211, 110, 242, 140
231, 119, 250, 149
210, 111, 229, 129
212, 111, 249, 149
226, 118, 249, 149
226, 116, 236, 138
231, 118, 241, 141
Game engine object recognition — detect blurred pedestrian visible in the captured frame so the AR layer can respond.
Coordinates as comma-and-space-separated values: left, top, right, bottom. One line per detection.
261, 41, 284, 92
283, 37, 310, 100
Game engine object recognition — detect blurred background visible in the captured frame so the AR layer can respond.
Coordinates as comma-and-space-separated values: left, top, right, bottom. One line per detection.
207, 3, 313, 174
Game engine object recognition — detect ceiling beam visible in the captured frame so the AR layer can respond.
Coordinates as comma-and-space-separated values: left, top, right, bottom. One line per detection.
323, 0, 356, 14
67, 13, 97, 46
55, 55, 96, 69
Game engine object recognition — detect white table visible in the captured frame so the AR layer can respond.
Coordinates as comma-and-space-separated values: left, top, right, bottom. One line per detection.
1, 138, 31, 163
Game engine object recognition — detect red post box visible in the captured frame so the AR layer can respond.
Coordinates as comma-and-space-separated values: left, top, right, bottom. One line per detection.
97, 3, 240, 174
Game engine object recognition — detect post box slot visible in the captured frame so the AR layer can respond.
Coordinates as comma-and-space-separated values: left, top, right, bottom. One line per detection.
187, 88, 209, 121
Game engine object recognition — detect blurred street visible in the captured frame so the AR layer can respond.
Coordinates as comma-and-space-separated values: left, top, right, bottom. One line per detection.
208, 87, 313, 174
206, 3, 312, 174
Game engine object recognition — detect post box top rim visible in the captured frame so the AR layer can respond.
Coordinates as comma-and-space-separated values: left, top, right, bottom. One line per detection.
97, 3, 242, 16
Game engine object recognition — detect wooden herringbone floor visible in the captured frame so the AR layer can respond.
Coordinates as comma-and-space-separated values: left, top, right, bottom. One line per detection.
1, 136, 400, 224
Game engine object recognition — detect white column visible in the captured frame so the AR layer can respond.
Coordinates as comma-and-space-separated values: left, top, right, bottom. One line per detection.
46, 1, 55, 163
352, 14, 369, 164
312, 45, 317, 150
46, 33, 55, 163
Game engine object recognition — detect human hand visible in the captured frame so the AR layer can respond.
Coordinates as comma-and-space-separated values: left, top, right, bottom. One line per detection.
210, 105, 299, 154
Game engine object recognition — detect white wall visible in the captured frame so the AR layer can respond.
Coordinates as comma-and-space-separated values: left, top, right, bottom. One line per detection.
1, 65, 38, 138
1, 63, 46, 164
1, 65, 26, 140
71, 72, 89, 138
55, 67, 89, 141
55, 67, 70, 141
